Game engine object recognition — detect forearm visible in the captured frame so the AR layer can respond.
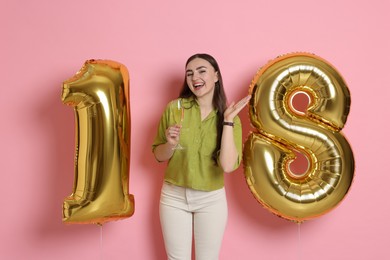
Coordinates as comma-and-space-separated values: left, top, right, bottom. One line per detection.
153, 142, 176, 162
219, 124, 239, 173
219, 95, 250, 172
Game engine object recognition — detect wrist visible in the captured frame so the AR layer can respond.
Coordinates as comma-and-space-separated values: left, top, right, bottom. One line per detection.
223, 121, 234, 127
166, 142, 177, 149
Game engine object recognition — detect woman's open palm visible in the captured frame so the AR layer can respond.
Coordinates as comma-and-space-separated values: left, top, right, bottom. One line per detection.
224, 95, 251, 121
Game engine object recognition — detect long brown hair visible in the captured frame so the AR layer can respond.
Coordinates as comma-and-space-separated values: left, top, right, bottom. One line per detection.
179, 53, 227, 164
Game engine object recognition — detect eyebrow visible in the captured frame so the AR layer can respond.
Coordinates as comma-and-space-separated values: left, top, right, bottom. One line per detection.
186, 66, 207, 73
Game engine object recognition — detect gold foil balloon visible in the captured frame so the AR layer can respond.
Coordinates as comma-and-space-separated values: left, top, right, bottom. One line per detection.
244, 53, 354, 222
61, 59, 134, 224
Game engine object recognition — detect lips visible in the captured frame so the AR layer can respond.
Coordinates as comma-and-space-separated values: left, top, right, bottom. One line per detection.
193, 82, 204, 90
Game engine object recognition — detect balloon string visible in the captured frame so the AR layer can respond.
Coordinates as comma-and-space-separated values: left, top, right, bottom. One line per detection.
100, 225, 103, 260
297, 222, 301, 260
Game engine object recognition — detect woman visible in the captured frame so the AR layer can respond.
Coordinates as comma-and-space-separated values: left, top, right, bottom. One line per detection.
152, 53, 250, 260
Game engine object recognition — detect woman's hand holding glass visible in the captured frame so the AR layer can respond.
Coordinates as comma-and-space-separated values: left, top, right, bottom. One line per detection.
167, 99, 185, 150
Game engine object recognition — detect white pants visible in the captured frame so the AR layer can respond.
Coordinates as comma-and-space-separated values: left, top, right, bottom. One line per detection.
159, 182, 228, 260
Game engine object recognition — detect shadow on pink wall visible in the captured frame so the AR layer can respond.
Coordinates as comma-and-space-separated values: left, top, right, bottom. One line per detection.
32, 75, 101, 247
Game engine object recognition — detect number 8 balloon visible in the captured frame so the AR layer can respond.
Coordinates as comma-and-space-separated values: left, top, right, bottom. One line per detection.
61, 60, 135, 224
244, 53, 354, 222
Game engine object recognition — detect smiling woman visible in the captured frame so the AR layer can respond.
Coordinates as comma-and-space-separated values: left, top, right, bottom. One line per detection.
152, 53, 250, 260
185, 60, 219, 106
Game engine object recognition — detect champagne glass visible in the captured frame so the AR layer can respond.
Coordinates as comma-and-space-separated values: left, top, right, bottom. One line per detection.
171, 99, 185, 150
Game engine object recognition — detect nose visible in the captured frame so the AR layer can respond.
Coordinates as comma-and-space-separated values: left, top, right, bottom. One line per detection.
191, 71, 200, 81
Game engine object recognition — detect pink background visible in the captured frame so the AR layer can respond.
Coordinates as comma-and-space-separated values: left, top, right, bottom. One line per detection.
1, 0, 389, 259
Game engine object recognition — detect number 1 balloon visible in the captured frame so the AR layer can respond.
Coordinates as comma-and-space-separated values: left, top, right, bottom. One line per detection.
243, 53, 354, 222
61, 59, 135, 224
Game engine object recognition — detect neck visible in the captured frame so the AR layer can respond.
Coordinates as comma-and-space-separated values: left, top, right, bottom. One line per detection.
197, 94, 213, 109
197, 95, 214, 120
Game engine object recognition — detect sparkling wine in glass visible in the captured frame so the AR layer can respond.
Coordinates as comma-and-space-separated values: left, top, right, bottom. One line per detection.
171, 99, 184, 150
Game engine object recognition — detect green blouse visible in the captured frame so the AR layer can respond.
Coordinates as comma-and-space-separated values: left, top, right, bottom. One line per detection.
152, 97, 243, 191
